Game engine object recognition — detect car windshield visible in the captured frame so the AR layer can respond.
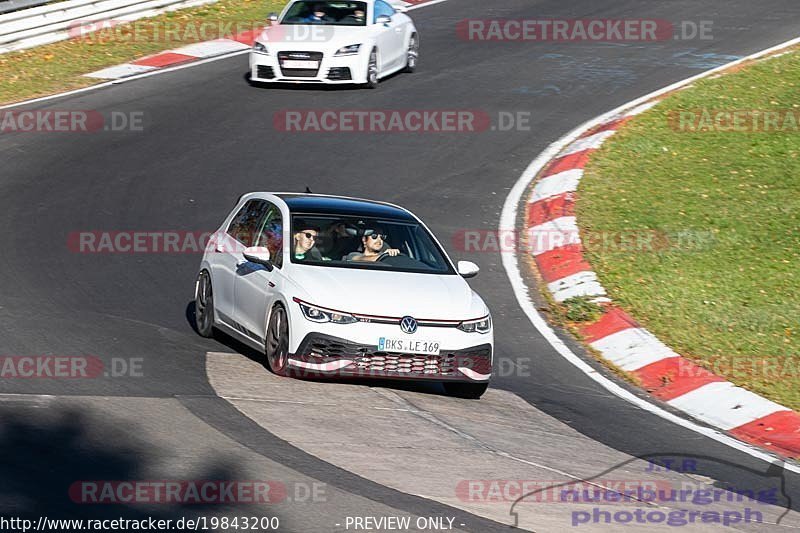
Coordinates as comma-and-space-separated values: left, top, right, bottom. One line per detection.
282, 1, 368, 26
290, 215, 455, 274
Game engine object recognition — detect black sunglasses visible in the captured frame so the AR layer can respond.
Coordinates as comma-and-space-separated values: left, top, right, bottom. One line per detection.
367, 233, 387, 241
300, 232, 317, 239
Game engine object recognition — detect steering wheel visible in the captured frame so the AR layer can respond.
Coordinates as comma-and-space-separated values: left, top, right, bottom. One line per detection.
375, 251, 392, 262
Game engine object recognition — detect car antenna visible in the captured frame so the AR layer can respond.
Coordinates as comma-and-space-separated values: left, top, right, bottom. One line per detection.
305, 186, 313, 194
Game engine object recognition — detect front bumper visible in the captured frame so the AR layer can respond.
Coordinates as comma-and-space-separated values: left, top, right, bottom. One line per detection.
249, 50, 365, 84
287, 333, 492, 382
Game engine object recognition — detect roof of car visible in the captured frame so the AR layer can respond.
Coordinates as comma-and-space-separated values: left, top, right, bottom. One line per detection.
276, 194, 416, 221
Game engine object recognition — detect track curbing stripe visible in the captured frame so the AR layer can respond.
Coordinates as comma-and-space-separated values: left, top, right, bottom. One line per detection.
526, 192, 575, 227
133, 52, 198, 68
667, 382, 791, 431
633, 357, 726, 402
529, 169, 583, 202
589, 327, 680, 372
529, 216, 580, 256
546, 270, 607, 302
559, 130, 617, 157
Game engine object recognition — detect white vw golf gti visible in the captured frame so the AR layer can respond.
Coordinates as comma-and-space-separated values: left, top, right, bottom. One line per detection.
195, 194, 493, 398
249, 0, 418, 87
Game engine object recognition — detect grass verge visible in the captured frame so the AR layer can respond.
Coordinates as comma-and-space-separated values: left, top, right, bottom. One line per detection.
0, 0, 286, 105
578, 48, 800, 409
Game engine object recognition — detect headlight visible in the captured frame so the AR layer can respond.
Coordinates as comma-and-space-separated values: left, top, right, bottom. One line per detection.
334, 44, 361, 56
458, 315, 491, 334
295, 298, 357, 324
253, 42, 269, 54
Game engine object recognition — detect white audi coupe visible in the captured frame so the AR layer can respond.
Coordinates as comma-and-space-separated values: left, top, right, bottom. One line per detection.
194, 193, 493, 398
249, 0, 418, 88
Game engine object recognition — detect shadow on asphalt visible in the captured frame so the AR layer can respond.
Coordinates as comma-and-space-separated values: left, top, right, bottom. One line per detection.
0, 407, 285, 526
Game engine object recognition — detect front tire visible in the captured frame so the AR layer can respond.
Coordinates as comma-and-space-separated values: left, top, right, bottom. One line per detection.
443, 381, 488, 399
365, 48, 379, 89
404, 33, 418, 73
265, 304, 290, 376
195, 270, 215, 338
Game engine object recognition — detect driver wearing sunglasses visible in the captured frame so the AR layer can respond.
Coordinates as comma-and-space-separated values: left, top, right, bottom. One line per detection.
293, 220, 322, 261
346, 227, 400, 262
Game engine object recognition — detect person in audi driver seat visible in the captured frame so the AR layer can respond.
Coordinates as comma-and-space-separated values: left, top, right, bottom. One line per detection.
293, 220, 323, 261
346, 227, 400, 262
303, 3, 333, 23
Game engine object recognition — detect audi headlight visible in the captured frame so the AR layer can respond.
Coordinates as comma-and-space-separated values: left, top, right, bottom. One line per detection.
253, 41, 269, 54
334, 44, 361, 56
458, 315, 491, 334
295, 298, 357, 324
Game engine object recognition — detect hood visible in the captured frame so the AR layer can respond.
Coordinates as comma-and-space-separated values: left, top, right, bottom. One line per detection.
257, 25, 373, 51
287, 266, 485, 320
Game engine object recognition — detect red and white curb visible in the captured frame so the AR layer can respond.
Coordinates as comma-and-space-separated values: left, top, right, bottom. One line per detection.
521, 90, 800, 459
85, 34, 257, 79
84, 0, 440, 80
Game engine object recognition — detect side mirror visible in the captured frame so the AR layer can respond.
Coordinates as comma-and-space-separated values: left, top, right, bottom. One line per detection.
268, 12, 278, 22
457, 260, 480, 279
375, 14, 392, 25
243, 246, 273, 269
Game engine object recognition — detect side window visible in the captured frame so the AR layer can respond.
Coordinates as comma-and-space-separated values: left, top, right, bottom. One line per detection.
373, 0, 394, 23
227, 200, 270, 248
254, 206, 284, 268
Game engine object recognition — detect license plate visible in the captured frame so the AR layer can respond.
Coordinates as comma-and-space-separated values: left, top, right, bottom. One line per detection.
281, 60, 319, 69
378, 337, 440, 356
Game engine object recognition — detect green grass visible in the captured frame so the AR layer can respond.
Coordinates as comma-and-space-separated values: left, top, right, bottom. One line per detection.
561, 296, 604, 323
0, 0, 286, 105
579, 49, 800, 409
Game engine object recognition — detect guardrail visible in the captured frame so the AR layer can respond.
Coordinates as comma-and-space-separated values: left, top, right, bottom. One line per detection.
0, 0, 50, 16
0, 0, 216, 53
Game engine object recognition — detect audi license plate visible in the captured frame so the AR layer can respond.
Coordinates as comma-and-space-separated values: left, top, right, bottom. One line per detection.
281, 60, 319, 69
378, 337, 440, 355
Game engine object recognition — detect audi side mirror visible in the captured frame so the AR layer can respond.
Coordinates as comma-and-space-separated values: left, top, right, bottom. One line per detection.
268, 13, 278, 22
376, 15, 392, 25
457, 260, 480, 279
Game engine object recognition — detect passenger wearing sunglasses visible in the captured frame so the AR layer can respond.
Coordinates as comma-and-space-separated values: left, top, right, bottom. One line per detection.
293, 221, 322, 261
346, 228, 400, 262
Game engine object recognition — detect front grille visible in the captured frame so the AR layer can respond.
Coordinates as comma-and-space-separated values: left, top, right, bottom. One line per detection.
354, 354, 456, 375
327, 67, 352, 81
279, 51, 324, 60
279, 68, 319, 77
295, 334, 492, 378
256, 65, 275, 79
278, 51, 323, 77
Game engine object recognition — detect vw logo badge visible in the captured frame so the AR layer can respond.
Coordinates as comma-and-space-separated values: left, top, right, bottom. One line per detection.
400, 316, 418, 334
